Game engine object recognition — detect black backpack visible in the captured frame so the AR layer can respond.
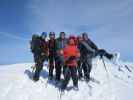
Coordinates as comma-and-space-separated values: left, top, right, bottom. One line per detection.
30, 34, 43, 54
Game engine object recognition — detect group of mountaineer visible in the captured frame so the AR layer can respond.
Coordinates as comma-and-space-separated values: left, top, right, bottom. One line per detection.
30, 32, 115, 91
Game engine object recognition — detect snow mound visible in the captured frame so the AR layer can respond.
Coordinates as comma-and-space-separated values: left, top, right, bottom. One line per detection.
0, 59, 133, 100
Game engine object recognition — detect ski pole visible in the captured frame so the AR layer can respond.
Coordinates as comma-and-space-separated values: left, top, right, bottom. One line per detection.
59, 90, 62, 100
57, 88, 63, 100
101, 57, 110, 79
45, 79, 48, 88
31, 65, 36, 73
101, 57, 114, 97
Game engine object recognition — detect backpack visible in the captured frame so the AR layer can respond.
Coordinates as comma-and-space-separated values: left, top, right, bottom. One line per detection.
30, 35, 43, 54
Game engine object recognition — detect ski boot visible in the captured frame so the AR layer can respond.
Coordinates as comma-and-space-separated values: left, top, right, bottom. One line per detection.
33, 76, 39, 82
73, 85, 79, 91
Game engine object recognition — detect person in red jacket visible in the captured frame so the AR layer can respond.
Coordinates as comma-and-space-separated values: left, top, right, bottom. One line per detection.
60, 36, 80, 91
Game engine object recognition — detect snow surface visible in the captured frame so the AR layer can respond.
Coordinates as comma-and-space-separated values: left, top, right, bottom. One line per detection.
0, 58, 133, 100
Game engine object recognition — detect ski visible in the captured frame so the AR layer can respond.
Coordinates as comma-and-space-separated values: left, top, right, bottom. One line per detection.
58, 88, 65, 100
85, 81, 93, 96
66, 86, 74, 91
90, 77, 100, 85
124, 65, 132, 72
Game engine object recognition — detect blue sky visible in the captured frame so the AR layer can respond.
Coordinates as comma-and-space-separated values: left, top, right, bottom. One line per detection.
0, 0, 133, 64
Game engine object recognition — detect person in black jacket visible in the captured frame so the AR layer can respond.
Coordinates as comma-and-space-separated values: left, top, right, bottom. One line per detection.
78, 33, 98, 82
30, 33, 48, 81
55, 32, 68, 82
77, 36, 83, 80
79, 33, 114, 82
48, 32, 57, 80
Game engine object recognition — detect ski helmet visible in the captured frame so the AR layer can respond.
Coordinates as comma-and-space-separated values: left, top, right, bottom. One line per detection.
49, 32, 55, 38
69, 35, 76, 40
49, 32, 55, 35
68, 35, 77, 45
41, 32, 47, 38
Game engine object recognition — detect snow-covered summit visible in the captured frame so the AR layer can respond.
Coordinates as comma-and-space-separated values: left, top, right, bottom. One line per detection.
0, 58, 133, 100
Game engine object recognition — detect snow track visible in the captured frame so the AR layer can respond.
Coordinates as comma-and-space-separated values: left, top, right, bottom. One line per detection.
0, 60, 133, 100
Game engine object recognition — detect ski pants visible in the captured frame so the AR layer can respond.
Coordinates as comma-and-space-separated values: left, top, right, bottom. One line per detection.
33, 53, 45, 79
61, 66, 78, 89
82, 58, 92, 80
49, 54, 56, 78
55, 56, 66, 81
77, 60, 83, 78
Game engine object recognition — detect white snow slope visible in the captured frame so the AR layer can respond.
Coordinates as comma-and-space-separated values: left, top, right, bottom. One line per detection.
0, 58, 133, 100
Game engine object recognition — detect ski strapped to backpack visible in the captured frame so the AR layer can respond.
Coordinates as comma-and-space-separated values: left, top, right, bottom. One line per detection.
81, 41, 96, 54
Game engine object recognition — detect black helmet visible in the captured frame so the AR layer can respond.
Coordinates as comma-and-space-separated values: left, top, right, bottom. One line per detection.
59, 32, 65, 39
49, 32, 55, 39
60, 32, 65, 36
49, 32, 55, 36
